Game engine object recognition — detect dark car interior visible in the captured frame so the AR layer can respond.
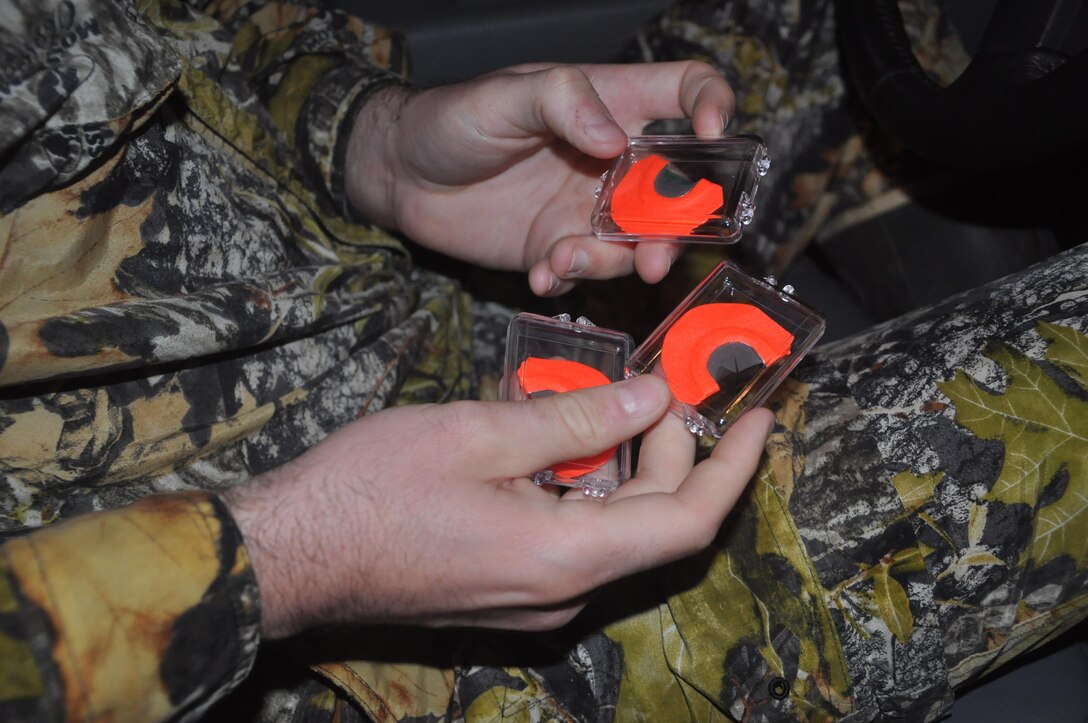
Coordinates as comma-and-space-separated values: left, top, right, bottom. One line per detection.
332, 1, 1087, 720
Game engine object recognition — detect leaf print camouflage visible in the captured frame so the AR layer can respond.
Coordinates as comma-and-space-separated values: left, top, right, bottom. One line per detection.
0, 0, 180, 214
621, 0, 971, 276
0, 1, 501, 719
418, 246, 1087, 723
1, 1, 1085, 722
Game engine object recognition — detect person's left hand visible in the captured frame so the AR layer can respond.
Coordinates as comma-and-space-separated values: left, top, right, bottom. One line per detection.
221, 375, 772, 637
345, 61, 734, 296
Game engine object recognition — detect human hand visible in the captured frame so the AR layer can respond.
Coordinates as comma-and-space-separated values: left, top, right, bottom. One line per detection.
345, 61, 735, 296
222, 375, 772, 638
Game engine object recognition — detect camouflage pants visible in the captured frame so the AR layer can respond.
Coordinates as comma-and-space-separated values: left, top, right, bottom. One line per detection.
301, 241, 1084, 723
307, 2, 1087, 721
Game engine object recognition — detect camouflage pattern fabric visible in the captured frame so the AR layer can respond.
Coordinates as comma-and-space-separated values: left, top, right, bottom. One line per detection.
621, 0, 972, 278
315, 2, 1087, 722
315, 246, 1088, 723
0, 0, 504, 720
1, 1, 1085, 723
1, 492, 260, 721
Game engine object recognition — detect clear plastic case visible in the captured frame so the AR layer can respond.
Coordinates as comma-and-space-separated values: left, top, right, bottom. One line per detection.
501, 313, 634, 497
626, 262, 825, 438
591, 135, 770, 244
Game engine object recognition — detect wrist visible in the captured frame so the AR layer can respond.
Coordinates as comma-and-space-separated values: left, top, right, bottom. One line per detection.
220, 461, 335, 639
343, 84, 415, 230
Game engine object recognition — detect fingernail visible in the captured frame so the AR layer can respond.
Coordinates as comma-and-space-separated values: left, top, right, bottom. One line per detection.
616, 377, 666, 418
720, 111, 730, 132
586, 117, 623, 146
545, 273, 561, 294
665, 247, 678, 271
567, 250, 589, 275
753, 408, 776, 436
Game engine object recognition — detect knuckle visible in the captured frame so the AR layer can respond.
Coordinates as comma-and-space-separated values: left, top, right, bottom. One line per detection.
541, 65, 590, 95
524, 573, 569, 603
687, 517, 719, 550
434, 401, 492, 456
665, 519, 714, 559
680, 59, 719, 84
550, 565, 591, 601
511, 567, 574, 608
512, 540, 594, 605
542, 392, 608, 449
686, 59, 719, 79
679, 500, 724, 551
680, 60, 731, 103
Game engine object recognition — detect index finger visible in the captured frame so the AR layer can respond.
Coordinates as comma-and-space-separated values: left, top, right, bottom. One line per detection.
584, 61, 736, 138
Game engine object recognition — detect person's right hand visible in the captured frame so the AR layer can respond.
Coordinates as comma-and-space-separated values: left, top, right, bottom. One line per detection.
222, 375, 773, 638
344, 61, 735, 296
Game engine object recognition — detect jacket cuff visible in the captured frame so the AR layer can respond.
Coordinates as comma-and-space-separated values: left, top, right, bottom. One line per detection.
299, 61, 408, 220
0, 492, 260, 722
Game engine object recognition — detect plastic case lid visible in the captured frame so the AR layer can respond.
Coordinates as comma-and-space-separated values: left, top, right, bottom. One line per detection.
592, 135, 770, 244
501, 313, 634, 497
626, 261, 825, 438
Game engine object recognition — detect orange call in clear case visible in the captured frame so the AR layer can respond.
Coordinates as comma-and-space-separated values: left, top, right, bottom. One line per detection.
626, 262, 825, 438
592, 135, 770, 244
501, 313, 634, 497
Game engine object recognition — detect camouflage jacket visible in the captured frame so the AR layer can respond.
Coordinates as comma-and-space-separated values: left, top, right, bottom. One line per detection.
0, 0, 487, 720
2, 1, 1087, 723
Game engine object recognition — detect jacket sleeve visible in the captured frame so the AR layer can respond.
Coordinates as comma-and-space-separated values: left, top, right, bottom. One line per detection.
0, 492, 260, 723
169, 0, 411, 218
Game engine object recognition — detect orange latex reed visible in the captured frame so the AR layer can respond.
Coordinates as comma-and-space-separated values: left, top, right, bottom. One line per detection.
517, 357, 617, 478
611, 154, 723, 235
661, 303, 794, 405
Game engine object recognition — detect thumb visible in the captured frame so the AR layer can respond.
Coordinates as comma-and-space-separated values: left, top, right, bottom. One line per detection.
498, 375, 671, 477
